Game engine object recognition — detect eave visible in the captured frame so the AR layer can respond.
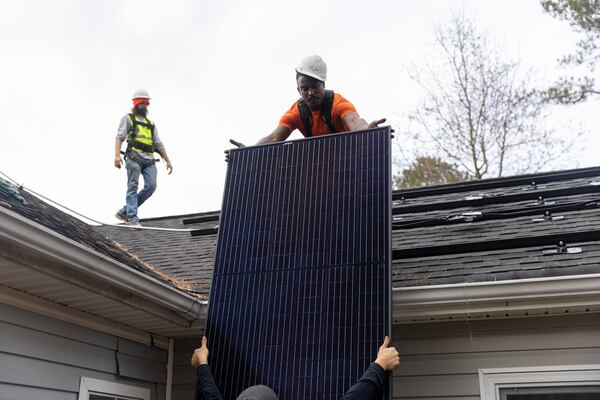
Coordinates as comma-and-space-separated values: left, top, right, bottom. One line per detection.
393, 273, 600, 323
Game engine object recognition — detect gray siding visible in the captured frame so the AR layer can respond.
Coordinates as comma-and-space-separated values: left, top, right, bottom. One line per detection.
172, 338, 198, 400
0, 303, 166, 400
393, 313, 600, 399
172, 314, 600, 400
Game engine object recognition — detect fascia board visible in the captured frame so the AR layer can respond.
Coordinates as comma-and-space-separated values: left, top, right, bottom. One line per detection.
393, 274, 600, 320
0, 206, 207, 321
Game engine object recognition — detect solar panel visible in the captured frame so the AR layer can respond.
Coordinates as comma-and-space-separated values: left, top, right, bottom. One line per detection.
206, 127, 391, 400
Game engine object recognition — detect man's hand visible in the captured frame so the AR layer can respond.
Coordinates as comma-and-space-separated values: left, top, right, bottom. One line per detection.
166, 161, 173, 175
374, 336, 400, 371
191, 336, 209, 367
367, 118, 395, 136
114, 155, 123, 169
225, 139, 246, 162
367, 118, 387, 129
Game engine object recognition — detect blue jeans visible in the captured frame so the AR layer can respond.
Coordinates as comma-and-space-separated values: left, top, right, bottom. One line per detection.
120, 158, 157, 221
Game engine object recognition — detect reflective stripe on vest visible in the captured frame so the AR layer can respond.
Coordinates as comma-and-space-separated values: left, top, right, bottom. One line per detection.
127, 114, 154, 157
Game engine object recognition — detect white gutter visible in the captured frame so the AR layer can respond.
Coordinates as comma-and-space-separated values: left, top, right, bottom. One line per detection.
0, 206, 207, 322
393, 273, 600, 322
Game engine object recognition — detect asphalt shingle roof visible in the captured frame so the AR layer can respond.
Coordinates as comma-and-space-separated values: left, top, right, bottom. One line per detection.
95, 166, 600, 297
0, 177, 198, 295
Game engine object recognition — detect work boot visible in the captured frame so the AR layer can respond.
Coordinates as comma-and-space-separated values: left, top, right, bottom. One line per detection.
126, 219, 142, 227
115, 209, 127, 222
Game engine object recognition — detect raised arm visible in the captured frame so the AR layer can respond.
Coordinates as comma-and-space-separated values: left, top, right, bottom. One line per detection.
339, 336, 400, 400
256, 125, 293, 144
191, 337, 224, 400
342, 113, 388, 132
225, 125, 292, 161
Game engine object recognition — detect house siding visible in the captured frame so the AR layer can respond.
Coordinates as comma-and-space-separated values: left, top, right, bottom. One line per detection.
172, 313, 600, 400
393, 313, 600, 399
172, 338, 197, 400
0, 303, 166, 400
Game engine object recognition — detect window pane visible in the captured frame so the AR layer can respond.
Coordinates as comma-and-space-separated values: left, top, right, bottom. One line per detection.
89, 395, 135, 400
501, 385, 600, 400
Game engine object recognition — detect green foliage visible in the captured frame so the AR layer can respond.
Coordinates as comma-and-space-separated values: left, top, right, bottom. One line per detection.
541, 0, 600, 102
394, 156, 470, 189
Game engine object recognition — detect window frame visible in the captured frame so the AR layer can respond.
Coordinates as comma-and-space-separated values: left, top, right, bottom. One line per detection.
77, 377, 151, 400
478, 365, 600, 400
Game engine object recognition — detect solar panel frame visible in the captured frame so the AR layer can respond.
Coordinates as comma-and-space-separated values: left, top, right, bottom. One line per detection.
206, 127, 392, 400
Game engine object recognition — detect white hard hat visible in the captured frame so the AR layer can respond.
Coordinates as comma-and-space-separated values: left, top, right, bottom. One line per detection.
132, 89, 151, 100
295, 55, 327, 82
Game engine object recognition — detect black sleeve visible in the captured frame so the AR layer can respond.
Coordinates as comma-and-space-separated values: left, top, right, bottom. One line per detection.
195, 365, 224, 400
339, 363, 387, 400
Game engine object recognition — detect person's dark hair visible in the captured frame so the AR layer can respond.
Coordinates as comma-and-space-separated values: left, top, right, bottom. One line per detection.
236, 385, 278, 400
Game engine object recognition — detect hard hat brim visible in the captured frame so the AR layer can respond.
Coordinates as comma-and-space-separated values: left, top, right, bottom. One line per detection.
295, 68, 326, 82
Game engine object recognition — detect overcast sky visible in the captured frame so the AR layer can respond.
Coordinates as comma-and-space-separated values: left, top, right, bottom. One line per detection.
0, 0, 596, 222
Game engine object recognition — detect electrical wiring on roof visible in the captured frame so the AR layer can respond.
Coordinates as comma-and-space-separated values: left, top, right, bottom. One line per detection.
392, 199, 600, 229
0, 169, 198, 232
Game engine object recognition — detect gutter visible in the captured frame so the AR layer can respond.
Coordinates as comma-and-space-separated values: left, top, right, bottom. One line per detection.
392, 274, 600, 323
0, 206, 208, 323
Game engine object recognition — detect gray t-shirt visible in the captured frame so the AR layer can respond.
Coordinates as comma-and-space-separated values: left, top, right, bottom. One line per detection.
116, 114, 165, 160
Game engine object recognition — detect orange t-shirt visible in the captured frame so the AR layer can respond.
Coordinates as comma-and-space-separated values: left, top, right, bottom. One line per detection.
278, 92, 357, 137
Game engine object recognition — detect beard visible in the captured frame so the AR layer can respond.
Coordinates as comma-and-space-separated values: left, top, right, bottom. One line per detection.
133, 106, 148, 117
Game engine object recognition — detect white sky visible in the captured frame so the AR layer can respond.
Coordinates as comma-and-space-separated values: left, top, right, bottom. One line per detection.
0, 0, 596, 221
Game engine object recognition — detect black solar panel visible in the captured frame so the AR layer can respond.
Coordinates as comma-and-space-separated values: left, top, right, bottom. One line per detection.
206, 128, 391, 400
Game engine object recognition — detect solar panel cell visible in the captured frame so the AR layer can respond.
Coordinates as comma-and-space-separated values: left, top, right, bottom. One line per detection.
206, 128, 391, 400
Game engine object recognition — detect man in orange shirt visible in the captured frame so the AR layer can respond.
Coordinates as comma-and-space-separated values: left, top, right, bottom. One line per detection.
228, 55, 387, 151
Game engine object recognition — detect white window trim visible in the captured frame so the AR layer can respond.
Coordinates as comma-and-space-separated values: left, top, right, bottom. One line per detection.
478, 365, 600, 400
78, 377, 151, 400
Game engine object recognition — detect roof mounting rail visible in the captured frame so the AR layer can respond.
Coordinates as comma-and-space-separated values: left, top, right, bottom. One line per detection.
393, 185, 600, 215
542, 241, 582, 255
395, 196, 408, 205
392, 198, 600, 230
392, 229, 600, 259
527, 196, 556, 206
183, 215, 220, 225
532, 211, 564, 222
447, 211, 482, 222
464, 192, 501, 201
190, 226, 219, 237
522, 181, 547, 191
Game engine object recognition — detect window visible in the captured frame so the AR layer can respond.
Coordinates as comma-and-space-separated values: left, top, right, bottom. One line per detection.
478, 365, 600, 400
500, 385, 600, 400
78, 377, 150, 400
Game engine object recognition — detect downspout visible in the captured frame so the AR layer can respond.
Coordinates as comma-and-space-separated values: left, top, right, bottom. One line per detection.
166, 338, 174, 400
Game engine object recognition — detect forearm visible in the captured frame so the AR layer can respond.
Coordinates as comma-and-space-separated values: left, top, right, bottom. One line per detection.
195, 365, 224, 400
256, 134, 279, 144
157, 148, 171, 163
114, 139, 123, 157
343, 113, 369, 131
339, 364, 387, 400
256, 125, 292, 144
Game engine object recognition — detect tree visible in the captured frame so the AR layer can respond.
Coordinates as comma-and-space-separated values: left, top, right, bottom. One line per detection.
394, 156, 470, 189
541, 0, 600, 103
399, 15, 565, 179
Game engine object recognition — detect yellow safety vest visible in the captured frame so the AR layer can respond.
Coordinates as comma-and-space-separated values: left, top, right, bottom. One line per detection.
126, 113, 155, 157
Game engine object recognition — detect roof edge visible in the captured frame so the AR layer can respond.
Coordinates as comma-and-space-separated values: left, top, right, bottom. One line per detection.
393, 274, 600, 323
0, 206, 207, 322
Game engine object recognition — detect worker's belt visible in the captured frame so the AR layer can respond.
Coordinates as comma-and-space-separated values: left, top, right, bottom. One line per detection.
127, 140, 154, 153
